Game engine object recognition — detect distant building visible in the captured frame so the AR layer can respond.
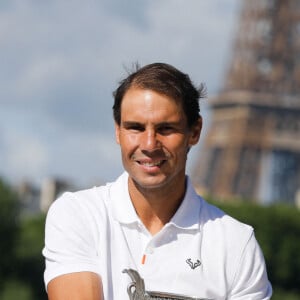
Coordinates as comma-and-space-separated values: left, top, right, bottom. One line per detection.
16, 177, 75, 215
16, 181, 40, 215
40, 178, 75, 213
193, 0, 300, 205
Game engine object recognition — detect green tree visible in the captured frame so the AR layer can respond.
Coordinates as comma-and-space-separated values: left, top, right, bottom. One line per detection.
0, 179, 47, 299
0, 279, 33, 300
0, 179, 20, 289
15, 214, 47, 300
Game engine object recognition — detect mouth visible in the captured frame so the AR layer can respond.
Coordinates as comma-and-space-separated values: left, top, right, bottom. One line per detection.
137, 160, 166, 167
133, 155, 168, 169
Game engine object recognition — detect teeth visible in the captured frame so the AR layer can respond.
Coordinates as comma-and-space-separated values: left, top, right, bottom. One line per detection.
140, 161, 163, 167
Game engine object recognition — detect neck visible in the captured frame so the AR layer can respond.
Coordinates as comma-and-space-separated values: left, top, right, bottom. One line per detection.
128, 177, 187, 235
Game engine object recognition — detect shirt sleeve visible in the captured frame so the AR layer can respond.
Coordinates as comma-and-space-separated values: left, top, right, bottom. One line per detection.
228, 232, 272, 299
42, 192, 102, 289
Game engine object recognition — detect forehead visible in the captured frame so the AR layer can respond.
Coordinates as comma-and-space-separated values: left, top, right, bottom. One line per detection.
121, 88, 185, 121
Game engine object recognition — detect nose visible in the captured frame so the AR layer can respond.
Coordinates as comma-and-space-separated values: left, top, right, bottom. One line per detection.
140, 129, 160, 151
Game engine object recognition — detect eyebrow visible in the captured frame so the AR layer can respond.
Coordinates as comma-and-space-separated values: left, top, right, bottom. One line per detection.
122, 121, 142, 127
121, 120, 182, 127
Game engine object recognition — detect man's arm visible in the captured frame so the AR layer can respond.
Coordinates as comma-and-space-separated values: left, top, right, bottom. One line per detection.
47, 272, 104, 300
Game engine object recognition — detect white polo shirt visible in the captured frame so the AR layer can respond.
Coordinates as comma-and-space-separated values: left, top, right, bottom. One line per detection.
43, 172, 272, 299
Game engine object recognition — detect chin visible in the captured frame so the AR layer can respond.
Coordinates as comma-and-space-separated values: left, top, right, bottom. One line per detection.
131, 174, 173, 190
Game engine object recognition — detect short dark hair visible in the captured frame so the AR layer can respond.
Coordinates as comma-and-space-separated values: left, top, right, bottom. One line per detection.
112, 62, 206, 128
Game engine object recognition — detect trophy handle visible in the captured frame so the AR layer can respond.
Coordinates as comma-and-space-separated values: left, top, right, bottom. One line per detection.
123, 268, 212, 300
123, 269, 149, 300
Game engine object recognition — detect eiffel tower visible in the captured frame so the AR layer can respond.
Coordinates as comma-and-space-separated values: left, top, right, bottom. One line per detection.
192, 0, 300, 204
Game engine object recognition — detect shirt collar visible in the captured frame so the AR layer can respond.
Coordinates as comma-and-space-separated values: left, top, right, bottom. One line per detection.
110, 172, 139, 224
168, 176, 201, 230
110, 172, 202, 230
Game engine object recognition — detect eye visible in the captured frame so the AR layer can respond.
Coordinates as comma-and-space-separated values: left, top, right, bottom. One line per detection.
124, 123, 144, 132
131, 125, 144, 131
157, 124, 176, 135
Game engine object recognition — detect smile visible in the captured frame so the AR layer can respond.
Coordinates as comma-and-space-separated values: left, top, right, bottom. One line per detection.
136, 159, 166, 167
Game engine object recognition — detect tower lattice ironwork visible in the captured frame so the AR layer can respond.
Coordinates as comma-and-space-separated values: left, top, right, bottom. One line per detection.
193, 0, 300, 204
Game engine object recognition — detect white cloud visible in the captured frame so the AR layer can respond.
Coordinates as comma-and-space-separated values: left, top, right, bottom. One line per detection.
17, 56, 73, 96
2, 129, 48, 183
41, 131, 123, 186
0, 0, 240, 186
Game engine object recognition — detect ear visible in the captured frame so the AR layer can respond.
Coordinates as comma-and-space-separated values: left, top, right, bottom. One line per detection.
188, 117, 202, 147
115, 122, 121, 144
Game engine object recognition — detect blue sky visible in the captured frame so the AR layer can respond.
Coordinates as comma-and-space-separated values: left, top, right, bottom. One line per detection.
0, 0, 240, 187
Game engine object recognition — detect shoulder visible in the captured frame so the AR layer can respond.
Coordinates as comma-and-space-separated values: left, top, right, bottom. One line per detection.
45, 178, 120, 234
199, 200, 266, 290
199, 199, 254, 247
45, 173, 129, 229
43, 181, 118, 259
47, 186, 107, 220
200, 199, 253, 230
43, 185, 113, 288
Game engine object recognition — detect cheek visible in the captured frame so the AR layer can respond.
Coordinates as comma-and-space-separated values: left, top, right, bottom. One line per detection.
119, 133, 139, 149
164, 137, 190, 154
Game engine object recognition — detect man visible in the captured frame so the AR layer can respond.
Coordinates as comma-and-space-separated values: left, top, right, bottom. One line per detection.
43, 63, 272, 299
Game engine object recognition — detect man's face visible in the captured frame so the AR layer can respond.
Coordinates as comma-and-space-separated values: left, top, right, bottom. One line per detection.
115, 87, 201, 191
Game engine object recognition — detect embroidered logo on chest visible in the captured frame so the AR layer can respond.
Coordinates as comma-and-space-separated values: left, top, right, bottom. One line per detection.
186, 258, 201, 270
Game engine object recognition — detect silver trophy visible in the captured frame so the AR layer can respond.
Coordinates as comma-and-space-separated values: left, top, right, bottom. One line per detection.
123, 269, 212, 300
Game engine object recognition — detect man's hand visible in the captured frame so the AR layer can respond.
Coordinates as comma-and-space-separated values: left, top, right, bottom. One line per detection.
47, 272, 104, 300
